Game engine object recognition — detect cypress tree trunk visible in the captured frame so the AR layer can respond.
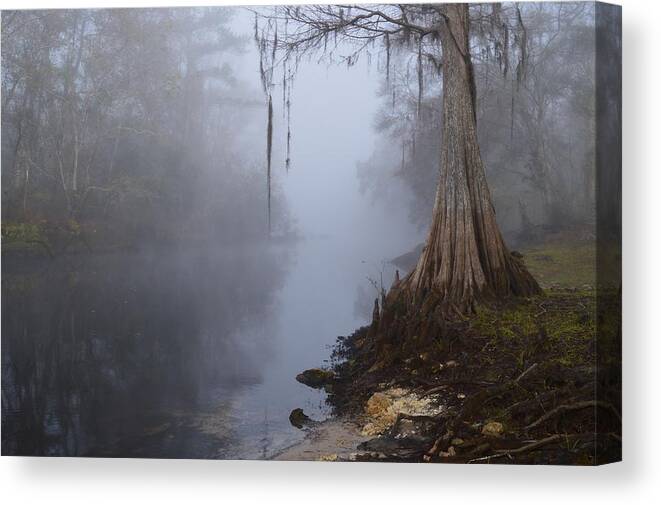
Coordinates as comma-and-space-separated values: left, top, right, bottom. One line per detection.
403, 4, 541, 313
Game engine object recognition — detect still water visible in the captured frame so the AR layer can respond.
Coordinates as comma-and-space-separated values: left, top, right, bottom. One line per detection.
1, 238, 399, 459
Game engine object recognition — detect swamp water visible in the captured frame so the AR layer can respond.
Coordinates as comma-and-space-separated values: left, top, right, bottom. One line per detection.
1, 237, 402, 459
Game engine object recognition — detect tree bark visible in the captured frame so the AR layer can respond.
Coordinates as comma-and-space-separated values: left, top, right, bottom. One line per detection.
404, 4, 540, 312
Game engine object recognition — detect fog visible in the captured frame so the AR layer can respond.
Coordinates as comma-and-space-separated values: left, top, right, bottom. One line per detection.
1, 6, 421, 457
224, 9, 422, 254
1, 4, 602, 458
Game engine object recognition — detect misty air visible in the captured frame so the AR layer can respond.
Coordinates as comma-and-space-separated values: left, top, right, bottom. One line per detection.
1, 3, 621, 464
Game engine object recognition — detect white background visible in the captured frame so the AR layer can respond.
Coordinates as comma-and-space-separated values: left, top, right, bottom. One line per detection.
1, 0, 659, 504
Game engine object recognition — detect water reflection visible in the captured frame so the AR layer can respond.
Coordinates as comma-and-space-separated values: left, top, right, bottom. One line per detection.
1, 244, 290, 457
2, 235, 408, 459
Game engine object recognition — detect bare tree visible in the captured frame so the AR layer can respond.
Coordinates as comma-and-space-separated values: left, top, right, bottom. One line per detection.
257, 3, 541, 314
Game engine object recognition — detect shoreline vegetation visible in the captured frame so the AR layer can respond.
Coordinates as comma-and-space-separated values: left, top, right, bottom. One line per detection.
286, 234, 622, 464
1, 219, 301, 259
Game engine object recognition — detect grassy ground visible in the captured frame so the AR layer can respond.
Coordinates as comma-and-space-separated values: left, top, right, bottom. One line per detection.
522, 240, 596, 288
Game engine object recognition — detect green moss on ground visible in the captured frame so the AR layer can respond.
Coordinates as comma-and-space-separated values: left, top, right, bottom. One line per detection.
522, 240, 596, 288
472, 290, 596, 369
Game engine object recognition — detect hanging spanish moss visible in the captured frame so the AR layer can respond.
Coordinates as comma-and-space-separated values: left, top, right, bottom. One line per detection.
282, 60, 287, 118
266, 93, 273, 233
417, 36, 423, 121
252, 3, 532, 237
255, 13, 279, 235
285, 66, 292, 171
272, 26, 278, 64
515, 4, 528, 87
510, 78, 515, 143
385, 32, 391, 85
411, 131, 416, 159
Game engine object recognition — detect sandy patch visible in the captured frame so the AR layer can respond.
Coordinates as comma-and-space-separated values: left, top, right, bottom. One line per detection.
272, 419, 370, 462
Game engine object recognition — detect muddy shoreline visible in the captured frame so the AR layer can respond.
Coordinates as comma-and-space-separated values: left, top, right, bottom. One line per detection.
272, 419, 369, 461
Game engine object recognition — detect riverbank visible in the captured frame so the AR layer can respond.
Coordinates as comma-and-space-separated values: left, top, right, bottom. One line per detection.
1, 219, 301, 259
284, 238, 622, 464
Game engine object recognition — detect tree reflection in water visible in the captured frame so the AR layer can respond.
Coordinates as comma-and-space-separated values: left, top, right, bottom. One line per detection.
1, 244, 290, 457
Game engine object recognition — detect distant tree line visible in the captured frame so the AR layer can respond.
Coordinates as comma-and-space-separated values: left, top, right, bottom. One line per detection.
2, 8, 288, 251
357, 3, 596, 246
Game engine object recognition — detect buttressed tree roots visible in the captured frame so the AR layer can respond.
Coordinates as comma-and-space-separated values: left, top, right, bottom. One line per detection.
402, 5, 541, 314
373, 6, 540, 361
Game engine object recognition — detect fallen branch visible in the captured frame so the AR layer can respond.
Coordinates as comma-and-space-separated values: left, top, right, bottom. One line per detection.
497, 388, 562, 419
515, 362, 539, 383
525, 400, 621, 431
420, 385, 448, 397
393, 412, 445, 425
468, 434, 564, 463
421, 379, 498, 397
534, 302, 548, 318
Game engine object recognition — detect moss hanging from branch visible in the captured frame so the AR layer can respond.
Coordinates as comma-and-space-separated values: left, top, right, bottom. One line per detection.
510, 78, 515, 143
282, 60, 287, 118
255, 13, 279, 234
510, 4, 529, 141
252, 3, 533, 238
385, 32, 391, 85
417, 36, 423, 121
411, 131, 416, 159
286, 70, 292, 171
514, 4, 528, 87
271, 25, 278, 65
266, 93, 273, 233
490, 3, 509, 79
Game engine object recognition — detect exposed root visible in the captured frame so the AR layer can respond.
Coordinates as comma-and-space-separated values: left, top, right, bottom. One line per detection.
326, 288, 621, 465
425, 363, 539, 459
